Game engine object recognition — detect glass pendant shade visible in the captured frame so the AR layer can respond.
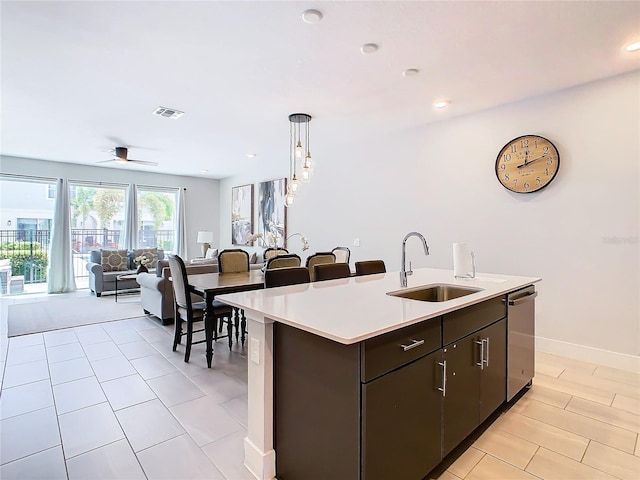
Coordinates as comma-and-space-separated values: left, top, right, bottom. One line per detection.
290, 175, 299, 193
284, 192, 295, 207
295, 141, 303, 159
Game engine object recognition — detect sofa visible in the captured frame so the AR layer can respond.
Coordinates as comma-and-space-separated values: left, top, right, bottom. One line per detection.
86, 248, 164, 297
137, 257, 264, 324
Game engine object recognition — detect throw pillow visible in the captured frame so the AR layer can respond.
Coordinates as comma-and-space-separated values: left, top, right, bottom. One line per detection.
101, 249, 128, 272
205, 247, 218, 259
133, 248, 159, 269
250, 252, 257, 264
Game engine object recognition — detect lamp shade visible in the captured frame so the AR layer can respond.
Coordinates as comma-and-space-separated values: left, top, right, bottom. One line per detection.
196, 231, 214, 244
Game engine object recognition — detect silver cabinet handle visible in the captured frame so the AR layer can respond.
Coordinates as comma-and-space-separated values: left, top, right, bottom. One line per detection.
475, 339, 484, 370
508, 291, 538, 306
438, 360, 447, 397
400, 339, 425, 351
484, 338, 490, 367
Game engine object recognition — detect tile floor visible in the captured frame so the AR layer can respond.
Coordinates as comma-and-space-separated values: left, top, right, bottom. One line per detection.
1, 291, 639, 479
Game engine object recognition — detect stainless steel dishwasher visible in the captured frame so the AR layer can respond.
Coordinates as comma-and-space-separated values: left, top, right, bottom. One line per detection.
506, 285, 537, 401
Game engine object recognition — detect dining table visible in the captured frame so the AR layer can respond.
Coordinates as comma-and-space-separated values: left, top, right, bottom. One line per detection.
188, 269, 265, 367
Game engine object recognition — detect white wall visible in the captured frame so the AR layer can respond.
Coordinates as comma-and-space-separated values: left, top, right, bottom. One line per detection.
0, 156, 221, 259
219, 71, 640, 369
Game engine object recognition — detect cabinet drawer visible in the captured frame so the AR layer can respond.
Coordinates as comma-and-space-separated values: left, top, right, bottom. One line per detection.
443, 296, 506, 345
361, 319, 441, 382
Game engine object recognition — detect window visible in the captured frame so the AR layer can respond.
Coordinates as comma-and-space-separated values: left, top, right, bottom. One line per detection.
68, 183, 127, 252
46, 184, 55, 199
136, 187, 178, 253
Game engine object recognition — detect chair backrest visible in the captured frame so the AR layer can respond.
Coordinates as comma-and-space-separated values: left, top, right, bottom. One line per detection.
265, 267, 310, 288
266, 253, 301, 270
264, 247, 289, 260
167, 254, 191, 309
218, 249, 250, 273
355, 260, 386, 276
305, 252, 336, 282
331, 247, 351, 265
313, 262, 351, 282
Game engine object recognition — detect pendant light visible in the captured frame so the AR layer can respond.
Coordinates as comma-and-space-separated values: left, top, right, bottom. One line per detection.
286, 113, 313, 207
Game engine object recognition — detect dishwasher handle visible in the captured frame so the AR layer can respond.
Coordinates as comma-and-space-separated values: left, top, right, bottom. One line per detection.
507, 291, 538, 306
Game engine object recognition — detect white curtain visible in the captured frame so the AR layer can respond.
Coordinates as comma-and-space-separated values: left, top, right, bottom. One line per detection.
122, 183, 138, 250
176, 187, 188, 258
47, 178, 77, 293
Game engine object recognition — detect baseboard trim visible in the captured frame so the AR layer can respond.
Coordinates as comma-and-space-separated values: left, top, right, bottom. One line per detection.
244, 437, 276, 480
536, 336, 640, 373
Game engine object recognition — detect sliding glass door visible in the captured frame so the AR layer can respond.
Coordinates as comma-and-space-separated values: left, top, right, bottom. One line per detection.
0, 176, 56, 294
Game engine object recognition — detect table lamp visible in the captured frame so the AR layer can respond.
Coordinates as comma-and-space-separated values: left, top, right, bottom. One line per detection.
196, 231, 214, 258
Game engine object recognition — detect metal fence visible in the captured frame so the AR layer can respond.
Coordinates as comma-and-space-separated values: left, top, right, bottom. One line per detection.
0, 228, 175, 285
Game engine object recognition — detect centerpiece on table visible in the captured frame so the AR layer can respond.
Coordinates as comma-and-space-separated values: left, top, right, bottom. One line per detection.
134, 254, 152, 273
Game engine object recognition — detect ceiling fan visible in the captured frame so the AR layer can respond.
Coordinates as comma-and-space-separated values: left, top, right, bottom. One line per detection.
97, 147, 158, 166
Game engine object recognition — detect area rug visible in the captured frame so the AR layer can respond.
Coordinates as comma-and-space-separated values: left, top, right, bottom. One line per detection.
7, 295, 145, 337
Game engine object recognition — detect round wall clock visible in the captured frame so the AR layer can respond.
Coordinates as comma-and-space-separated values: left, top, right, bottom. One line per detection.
495, 135, 560, 193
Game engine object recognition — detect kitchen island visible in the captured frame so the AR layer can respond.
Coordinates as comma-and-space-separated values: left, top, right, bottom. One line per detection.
217, 268, 541, 480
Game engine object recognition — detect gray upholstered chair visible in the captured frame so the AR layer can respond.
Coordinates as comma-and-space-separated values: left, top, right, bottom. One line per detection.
265, 267, 310, 288
167, 254, 233, 364
355, 260, 386, 276
305, 252, 336, 282
313, 262, 351, 282
266, 253, 301, 270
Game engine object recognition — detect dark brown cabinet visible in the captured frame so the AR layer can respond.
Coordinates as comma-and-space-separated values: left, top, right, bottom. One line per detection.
362, 349, 443, 480
273, 293, 519, 480
442, 319, 507, 455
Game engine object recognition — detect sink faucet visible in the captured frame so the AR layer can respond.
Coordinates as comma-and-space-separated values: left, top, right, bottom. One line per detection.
400, 231, 430, 287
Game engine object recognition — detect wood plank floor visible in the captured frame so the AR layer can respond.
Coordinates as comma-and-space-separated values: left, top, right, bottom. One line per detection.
439, 352, 640, 480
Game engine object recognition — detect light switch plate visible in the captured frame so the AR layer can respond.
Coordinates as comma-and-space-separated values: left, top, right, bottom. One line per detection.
250, 338, 260, 364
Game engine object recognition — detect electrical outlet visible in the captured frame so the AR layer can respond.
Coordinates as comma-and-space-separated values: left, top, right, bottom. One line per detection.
250, 338, 260, 364
353, 238, 360, 247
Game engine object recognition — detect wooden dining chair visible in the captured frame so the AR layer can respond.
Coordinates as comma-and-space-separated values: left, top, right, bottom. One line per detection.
355, 260, 387, 276
218, 249, 250, 273
305, 252, 336, 282
313, 262, 351, 282
265, 267, 310, 288
331, 246, 351, 265
264, 247, 289, 261
217, 248, 252, 345
266, 253, 301, 270
167, 254, 233, 364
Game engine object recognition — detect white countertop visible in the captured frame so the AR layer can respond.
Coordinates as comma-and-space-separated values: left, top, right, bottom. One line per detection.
217, 268, 541, 344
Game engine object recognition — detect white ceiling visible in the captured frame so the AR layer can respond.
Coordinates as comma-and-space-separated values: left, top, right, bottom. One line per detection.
1, 1, 639, 179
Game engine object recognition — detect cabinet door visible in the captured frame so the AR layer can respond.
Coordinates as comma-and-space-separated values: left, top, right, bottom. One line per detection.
362, 350, 443, 480
442, 336, 480, 456
479, 319, 507, 422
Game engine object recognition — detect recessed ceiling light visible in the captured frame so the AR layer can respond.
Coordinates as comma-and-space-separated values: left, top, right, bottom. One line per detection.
201, 169, 208, 173
403, 69, 420, 77
246, 153, 257, 158
433, 100, 450, 109
152, 106, 184, 119
360, 43, 379, 54
626, 41, 640, 52
302, 9, 323, 24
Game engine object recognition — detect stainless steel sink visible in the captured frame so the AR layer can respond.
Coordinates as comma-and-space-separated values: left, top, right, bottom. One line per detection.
387, 284, 483, 302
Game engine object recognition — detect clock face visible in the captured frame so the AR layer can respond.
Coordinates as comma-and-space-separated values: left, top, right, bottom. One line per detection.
495, 135, 560, 193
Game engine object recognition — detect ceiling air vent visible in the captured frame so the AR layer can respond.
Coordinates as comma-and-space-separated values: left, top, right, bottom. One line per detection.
152, 106, 184, 119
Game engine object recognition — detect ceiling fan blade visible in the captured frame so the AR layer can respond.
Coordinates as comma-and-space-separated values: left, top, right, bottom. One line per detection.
127, 159, 158, 166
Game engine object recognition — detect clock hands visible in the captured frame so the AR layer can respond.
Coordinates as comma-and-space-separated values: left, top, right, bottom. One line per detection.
517, 153, 548, 169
